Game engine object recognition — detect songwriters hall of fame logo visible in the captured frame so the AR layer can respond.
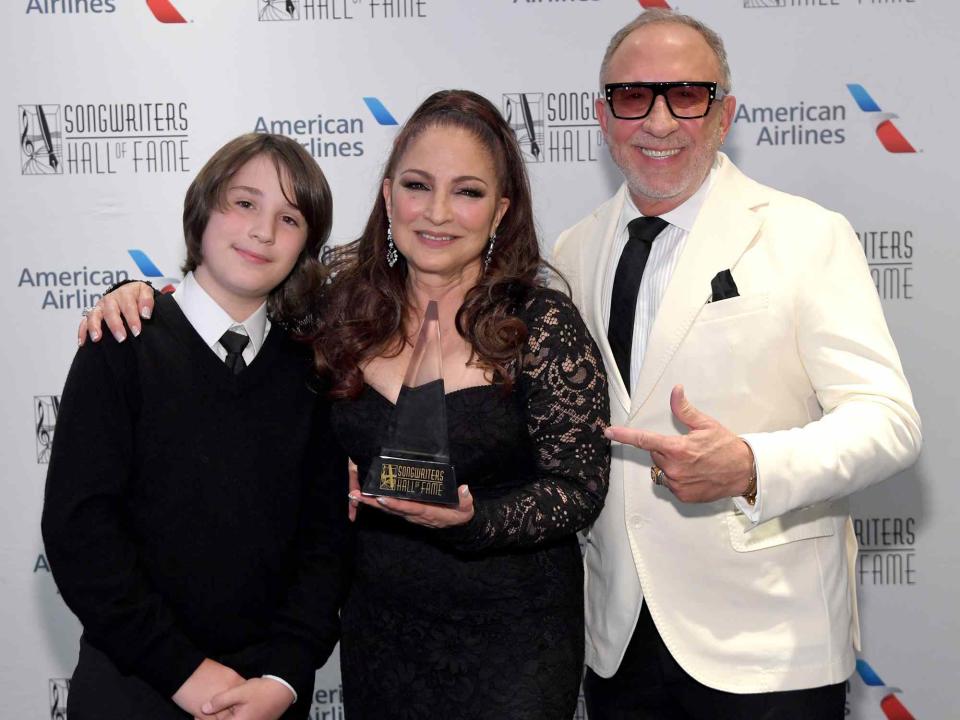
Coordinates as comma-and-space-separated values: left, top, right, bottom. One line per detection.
504, 90, 603, 163
259, 0, 299, 20
503, 94, 545, 163
19, 101, 190, 176
35, 395, 61, 464
20, 105, 62, 175
49, 678, 70, 720
257, 0, 426, 23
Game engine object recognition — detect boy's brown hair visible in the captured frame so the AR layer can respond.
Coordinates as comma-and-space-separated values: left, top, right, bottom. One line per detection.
182, 132, 332, 327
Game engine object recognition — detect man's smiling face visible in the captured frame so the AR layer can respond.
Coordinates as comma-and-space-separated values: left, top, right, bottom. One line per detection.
597, 22, 736, 216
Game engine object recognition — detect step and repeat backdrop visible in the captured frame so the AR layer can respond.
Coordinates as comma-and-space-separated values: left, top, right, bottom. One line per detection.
2, 1, 955, 718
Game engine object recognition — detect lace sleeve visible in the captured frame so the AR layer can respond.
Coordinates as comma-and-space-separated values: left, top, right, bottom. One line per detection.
448, 289, 610, 552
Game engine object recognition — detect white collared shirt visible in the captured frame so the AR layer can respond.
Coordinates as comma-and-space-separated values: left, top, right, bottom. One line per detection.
601, 164, 718, 393
600, 164, 762, 520
172, 271, 270, 365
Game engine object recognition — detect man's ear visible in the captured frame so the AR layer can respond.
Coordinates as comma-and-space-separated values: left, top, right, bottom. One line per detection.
719, 94, 737, 143
596, 97, 611, 141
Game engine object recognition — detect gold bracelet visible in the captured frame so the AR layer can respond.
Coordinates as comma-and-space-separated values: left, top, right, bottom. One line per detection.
742, 469, 758, 506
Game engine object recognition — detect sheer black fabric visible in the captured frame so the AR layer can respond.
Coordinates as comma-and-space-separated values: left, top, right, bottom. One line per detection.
331, 289, 610, 719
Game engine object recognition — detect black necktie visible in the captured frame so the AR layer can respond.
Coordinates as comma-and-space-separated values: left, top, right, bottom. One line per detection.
607, 216, 668, 394
219, 329, 249, 375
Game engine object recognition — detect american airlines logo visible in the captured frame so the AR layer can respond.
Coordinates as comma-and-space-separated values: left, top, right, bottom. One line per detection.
847, 84, 917, 154
854, 658, 916, 720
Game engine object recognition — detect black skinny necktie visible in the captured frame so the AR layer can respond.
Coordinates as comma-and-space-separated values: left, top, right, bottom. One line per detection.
219, 329, 249, 375
607, 216, 668, 394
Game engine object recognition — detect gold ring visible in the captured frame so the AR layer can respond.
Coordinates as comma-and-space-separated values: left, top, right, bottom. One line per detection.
650, 465, 665, 486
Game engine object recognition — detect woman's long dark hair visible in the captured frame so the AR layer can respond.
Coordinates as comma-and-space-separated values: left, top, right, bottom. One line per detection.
312, 90, 551, 399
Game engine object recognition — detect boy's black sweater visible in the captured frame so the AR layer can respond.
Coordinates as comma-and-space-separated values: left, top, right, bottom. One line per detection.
42, 293, 349, 712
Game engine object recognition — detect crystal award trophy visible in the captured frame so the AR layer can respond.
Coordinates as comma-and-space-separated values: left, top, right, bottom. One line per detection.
362, 300, 458, 505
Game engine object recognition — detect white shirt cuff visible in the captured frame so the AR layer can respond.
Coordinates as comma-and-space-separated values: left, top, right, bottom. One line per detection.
262, 675, 297, 704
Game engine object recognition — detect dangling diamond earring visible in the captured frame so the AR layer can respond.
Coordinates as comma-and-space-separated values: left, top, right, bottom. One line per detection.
386, 219, 398, 268
484, 231, 497, 271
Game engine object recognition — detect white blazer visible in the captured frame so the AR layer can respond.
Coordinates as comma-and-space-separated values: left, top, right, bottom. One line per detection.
553, 153, 921, 693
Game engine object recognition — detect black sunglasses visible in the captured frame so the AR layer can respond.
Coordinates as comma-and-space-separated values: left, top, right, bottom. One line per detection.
604, 82, 726, 120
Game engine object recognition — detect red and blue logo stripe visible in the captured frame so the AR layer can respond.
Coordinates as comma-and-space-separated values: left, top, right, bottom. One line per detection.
847, 84, 916, 153
145, 0, 186, 23
856, 659, 916, 720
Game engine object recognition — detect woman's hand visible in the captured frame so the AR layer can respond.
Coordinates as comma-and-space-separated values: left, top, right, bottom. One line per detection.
78, 281, 156, 345
347, 459, 360, 522
348, 485, 475, 529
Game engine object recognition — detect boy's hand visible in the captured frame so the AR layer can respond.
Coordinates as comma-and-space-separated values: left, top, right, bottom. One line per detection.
200, 677, 296, 720
171, 659, 245, 717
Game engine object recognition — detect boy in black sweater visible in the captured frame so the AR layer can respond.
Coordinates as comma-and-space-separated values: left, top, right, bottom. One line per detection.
42, 133, 348, 720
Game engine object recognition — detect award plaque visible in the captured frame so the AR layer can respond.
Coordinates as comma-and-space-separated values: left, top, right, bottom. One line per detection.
362, 301, 458, 505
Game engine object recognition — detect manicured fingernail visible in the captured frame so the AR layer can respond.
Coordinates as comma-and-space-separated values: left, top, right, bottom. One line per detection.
77, 337, 83, 347
376, 497, 388, 505
141, 306, 151, 319
91, 331, 99, 341
460, 486, 469, 496
114, 332, 126, 343
132, 326, 141, 337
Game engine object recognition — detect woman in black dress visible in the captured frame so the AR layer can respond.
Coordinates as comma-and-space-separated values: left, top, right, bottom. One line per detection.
313, 90, 610, 719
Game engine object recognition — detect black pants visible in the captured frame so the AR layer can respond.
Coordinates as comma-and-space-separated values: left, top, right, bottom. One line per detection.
584, 604, 846, 720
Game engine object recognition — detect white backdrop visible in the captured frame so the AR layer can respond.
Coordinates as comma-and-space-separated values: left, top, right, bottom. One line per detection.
2, 1, 956, 718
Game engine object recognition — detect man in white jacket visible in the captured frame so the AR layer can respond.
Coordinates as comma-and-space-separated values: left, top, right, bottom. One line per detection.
553, 9, 921, 719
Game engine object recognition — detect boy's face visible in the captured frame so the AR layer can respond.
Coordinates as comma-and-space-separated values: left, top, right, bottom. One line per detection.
194, 154, 307, 320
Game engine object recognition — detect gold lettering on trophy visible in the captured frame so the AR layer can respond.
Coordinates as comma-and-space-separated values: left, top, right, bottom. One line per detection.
382, 463, 446, 496
379, 463, 398, 491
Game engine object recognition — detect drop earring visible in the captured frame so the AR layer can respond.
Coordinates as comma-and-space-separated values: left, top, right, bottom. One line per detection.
386, 219, 398, 268
484, 231, 497, 271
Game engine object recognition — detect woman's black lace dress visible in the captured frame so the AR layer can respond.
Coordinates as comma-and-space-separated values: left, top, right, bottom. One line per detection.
331, 289, 610, 720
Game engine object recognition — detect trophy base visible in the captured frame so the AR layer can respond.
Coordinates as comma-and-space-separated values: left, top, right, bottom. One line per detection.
362, 455, 459, 506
